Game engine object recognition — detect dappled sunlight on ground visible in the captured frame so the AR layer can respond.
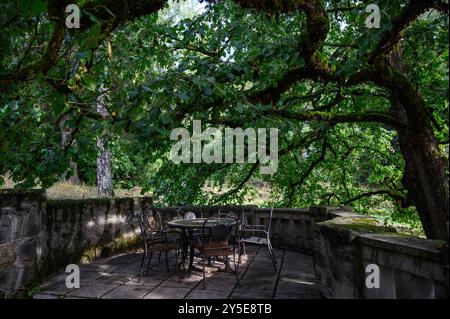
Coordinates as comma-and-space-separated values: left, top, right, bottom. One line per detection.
34, 246, 320, 299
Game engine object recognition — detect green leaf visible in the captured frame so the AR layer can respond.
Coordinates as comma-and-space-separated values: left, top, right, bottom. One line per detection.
81, 76, 97, 92
177, 90, 189, 101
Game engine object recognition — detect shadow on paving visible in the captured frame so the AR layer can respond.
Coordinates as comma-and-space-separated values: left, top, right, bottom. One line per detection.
34, 246, 321, 299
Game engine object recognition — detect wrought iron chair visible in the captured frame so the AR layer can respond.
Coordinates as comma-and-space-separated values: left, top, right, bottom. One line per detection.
197, 215, 239, 289
138, 206, 181, 281
239, 206, 277, 270
218, 205, 244, 222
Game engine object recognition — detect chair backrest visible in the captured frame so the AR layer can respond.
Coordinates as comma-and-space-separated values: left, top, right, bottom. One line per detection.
140, 206, 163, 238
267, 207, 274, 235
218, 205, 244, 222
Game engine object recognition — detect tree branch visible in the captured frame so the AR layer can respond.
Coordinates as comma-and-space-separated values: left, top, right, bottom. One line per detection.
270, 109, 404, 129
369, 0, 449, 62
343, 189, 407, 206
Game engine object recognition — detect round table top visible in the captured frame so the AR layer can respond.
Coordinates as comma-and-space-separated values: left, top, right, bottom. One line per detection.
167, 217, 236, 229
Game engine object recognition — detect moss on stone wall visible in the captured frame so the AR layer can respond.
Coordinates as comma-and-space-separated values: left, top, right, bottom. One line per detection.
320, 216, 397, 234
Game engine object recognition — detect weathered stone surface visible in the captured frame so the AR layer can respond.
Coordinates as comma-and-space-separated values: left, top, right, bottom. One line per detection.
276, 281, 318, 295
0, 214, 13, 244
92, 273, 136, 284
17, 261, 37, 289
394, 271, 435, 299
187, 289, 230, 299
33, 249, 318, 299
312, 214, 449, 299
363, 264, 396, 299
144, 287, 190, 299
102, 285, 151, 299
229, 292, 272, 299
0, 266, 19, 292
39, 282, 72, 296
161, 274, 203, 288
17, 238, 37, 262
234, 279, 276, 293
65, 283, 120, 298
242, 268, 278, 281
0, 243, 16, 266
199, 277, 236, 292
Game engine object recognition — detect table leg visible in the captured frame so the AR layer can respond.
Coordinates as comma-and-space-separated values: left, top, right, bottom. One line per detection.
188, 229, 195, 275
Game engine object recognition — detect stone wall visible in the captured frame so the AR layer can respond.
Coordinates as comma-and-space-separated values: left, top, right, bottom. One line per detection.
0, 190, 152, 298
252, 206, 337, 251
0, 190, 47, 299
312, 211, 449, 299
43, 196, 149, 275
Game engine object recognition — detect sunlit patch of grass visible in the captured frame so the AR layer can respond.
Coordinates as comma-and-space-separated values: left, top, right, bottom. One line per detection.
45, 182, 150, 199
1, 176, 150, 200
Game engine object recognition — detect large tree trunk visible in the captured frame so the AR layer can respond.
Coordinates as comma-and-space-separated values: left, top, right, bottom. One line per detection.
398, 125, 449, 240
374, 61, 449, 240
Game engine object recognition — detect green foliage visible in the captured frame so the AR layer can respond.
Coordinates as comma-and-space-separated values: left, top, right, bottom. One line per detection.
0, 0, 448, 234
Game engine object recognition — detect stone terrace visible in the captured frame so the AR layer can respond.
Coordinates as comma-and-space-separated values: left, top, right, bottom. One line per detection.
33, 246, 320, 299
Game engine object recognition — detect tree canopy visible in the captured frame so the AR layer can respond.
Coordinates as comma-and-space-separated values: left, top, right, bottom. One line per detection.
0, 0, 448, 239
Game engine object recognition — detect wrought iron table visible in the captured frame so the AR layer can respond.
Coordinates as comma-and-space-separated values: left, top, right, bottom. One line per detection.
167, 217, 237, 277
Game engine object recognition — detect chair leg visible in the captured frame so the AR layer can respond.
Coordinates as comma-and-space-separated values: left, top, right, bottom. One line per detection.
267, 241, 277, 271
165, 250, 170, 272
139, 243, 148, 282
146, 251, 153, 273
268, 241, 278, 264
234, 247, 239, 282
158, 251, 162, 263
202, 256, 206, 290
174, 248, 180, 281
238, 243, 242, 267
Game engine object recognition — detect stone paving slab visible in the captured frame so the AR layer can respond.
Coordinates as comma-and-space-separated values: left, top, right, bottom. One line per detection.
144, 287, 191, 299
92, 273, 136, 284
65, 283, 120, 298
234, 279, 276, 293
125, 277, 165, 287
39, 282, 72, 296
79, 263, 121, 273
35, 247, 321, 299
200, 277, 237, 292
186, 289, 230, 299
102, 285, 153, 299
160, 274, 203, 288
279, 269, 316, 281
276, 281, 318, 295
241, 268, 278, 281
229, 292, 273, 299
